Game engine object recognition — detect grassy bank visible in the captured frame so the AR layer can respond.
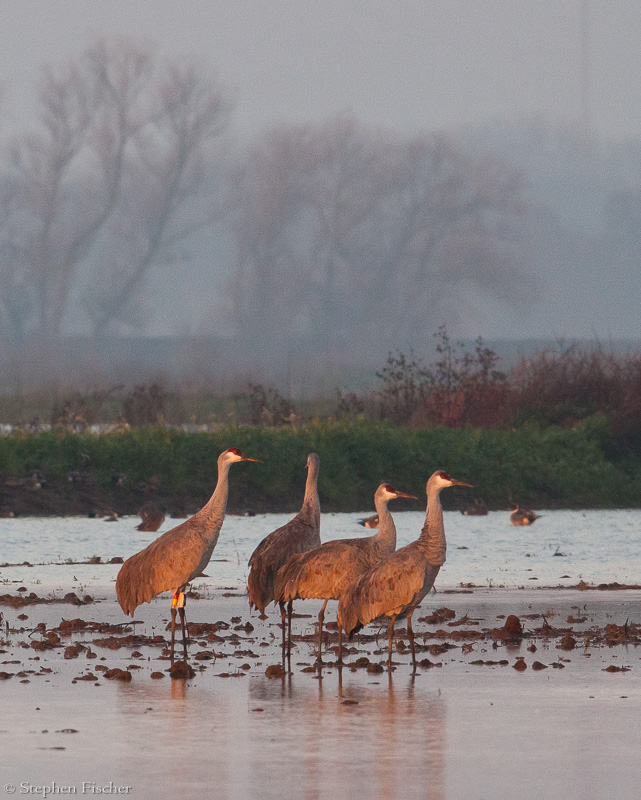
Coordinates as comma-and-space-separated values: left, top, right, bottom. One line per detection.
0, 419, 638, 516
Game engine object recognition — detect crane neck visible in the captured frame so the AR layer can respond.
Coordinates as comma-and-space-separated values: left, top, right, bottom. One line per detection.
300, 460, 321, 527
417, 484, 446, 565
200, 458, 232, 538
372, 497, 396, 551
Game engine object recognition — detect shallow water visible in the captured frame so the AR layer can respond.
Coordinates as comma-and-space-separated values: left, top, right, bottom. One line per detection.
3, 673, 634, 800
2, 511, 641, 799
1, 508, 640, 595
2, 591, 641, 800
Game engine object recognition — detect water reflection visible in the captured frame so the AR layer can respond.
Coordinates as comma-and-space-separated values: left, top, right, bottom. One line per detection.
4, 647, 641, 800
248, 671, 446, 800
371, 676, 445, 800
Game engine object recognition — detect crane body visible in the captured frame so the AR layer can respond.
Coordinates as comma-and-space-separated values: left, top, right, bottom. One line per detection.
247, 453, 321, 661
275, 483, 416, 663
116, 448, 260, 666
338, 470, 471, 671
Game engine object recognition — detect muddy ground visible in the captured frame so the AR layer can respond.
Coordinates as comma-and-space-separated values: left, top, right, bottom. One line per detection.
2, 588, 640, 800
2, 586, 640, 681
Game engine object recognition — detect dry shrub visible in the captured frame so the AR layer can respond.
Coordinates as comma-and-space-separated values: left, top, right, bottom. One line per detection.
121, 383, 165, 426
248, 384, 295, 426
335, 391, 366, 420
510, 345, 632, 426
374, 335, 641, 432
51, 386, 122, 432
378, 329, 509, 427
375, 349, 432, 425
415, 382, 512, 428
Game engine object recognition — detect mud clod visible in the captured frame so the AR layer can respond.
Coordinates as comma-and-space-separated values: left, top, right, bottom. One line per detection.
558, 634, 577, 650
169, 661, 196, 679
104, 668, 132, 682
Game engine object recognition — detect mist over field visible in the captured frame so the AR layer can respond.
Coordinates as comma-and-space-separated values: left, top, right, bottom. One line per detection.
0, 1, 640, 393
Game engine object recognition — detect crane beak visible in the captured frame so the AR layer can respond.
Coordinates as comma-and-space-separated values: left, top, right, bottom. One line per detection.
240, 453, 263, 463
393, 491, 418, 500
451, 479, 472, 488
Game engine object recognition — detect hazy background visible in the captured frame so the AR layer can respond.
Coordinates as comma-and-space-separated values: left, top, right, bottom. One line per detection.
0, 0, 640, 391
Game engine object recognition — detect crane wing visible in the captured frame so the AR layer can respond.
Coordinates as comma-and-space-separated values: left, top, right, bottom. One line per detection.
276, 538, 376, 601
116, 521, 206, 615
345, 544, 427, 628
247, 515, 319, 612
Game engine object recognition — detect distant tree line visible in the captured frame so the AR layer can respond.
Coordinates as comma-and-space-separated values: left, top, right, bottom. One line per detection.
228, 116, 528, 362
0, 36, 527, 361
0, 37, 231, 343
1, 36, 640, 385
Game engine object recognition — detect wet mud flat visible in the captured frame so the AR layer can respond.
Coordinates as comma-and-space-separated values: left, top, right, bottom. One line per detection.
1, 587, 641, 800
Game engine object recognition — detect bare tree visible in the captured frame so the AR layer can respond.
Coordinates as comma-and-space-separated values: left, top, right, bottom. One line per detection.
362, 134, 528, 343
229, 116, 391, 355
0, 37, 232, 342
228, 115, 528, 363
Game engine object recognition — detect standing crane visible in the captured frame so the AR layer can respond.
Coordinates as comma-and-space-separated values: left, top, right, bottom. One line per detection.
509, 503, 541, 525
247, 453, 321, 662
116, 448, 261, 666
275, 482, 417, 665
337, 470, 471, 672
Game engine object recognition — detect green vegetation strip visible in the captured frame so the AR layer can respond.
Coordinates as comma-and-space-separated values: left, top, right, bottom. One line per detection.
0, 420, 638, 512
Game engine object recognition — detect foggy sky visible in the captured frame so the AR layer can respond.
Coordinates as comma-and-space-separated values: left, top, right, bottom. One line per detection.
3, 1, 641, 141
1, 0, 640, 344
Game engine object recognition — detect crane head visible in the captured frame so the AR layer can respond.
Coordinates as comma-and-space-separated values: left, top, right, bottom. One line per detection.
377, 482, 418, 501
429, 470, 472, 490
306, 452, 321, 470
221, 448, 262, 463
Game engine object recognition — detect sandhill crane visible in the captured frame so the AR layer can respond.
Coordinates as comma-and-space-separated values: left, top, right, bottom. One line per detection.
275, 482, 416, 665
461, 498, 488, 516
358, 513, 379, 529
136, 503, 166, 532
509, 503, 541, 525
337, 470, 471, 672
116, 448, 261, 666
247, 453, 321, 661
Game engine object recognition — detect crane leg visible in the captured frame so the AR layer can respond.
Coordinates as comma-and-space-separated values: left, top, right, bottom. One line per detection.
407, 613, 417, 672
337, 625, 343, 665
316, 599, 329, 664
171, 587, 188, 662
170, 606, 177, 666
387, 614, 397, 671
278, 600, 294, 667
279, 601, 286, 663
178, 605, 188, 661
286, 600, 293, 667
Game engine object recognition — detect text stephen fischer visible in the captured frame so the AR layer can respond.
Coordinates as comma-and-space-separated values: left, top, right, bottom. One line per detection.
16, 783, 132, 796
